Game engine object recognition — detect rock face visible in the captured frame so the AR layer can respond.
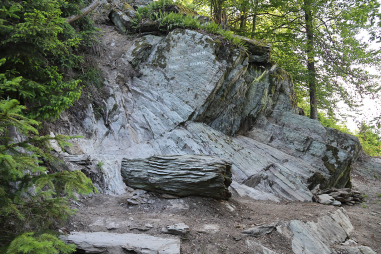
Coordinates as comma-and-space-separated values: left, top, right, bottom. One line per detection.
61, 232, 180, 254
48, 18, 362, 201
352, 152, 381, 180
247, 112, 362, 190
121, 155, 232, 199
276, 208, 376, 254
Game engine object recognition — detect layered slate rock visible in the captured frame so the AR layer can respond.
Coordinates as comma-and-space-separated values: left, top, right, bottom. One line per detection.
50, 26, 362, 201
246, 112, 362, 190
276, 208, 376, 254
121, 155, 232, 199
61, 231, 180, 254
352, 152, 381, 180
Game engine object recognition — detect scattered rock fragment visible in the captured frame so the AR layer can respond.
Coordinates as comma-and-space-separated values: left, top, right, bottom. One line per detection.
313, 187, 364, 206
317, 194, 335, 205
106, 221, 119, 230
161, 194, 179, 199
196, 224, 220, 234
126, 189, 151, 205
241, 222, 278, 237
130, 223, 153, 231
162, 223, 190, 235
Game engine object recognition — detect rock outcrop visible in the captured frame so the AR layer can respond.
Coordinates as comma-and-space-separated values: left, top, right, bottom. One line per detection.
275, 208, 377, 254
47, 3, 363, 203
352, 152, 381, 180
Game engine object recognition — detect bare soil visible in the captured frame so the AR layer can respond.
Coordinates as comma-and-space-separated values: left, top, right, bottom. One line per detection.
66, 171, 381, 254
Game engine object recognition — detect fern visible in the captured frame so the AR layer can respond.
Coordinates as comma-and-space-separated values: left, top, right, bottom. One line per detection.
133, 0, 247, 50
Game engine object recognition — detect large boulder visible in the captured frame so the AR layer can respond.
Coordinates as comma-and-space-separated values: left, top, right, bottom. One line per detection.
121, 155, 232, 199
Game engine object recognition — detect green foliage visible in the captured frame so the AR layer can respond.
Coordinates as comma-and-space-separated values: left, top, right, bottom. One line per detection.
6, 233, 75, 254
134, 0, 177, 23
0, 0, 98, 120
158, 11, 200, 30
79, 67, 102, 89
356, 123, 381, 157
0, 59, 97, 253
133, 0, 247, 49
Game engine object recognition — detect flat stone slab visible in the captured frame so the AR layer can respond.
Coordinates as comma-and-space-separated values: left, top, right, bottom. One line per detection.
61, 231, 180, 254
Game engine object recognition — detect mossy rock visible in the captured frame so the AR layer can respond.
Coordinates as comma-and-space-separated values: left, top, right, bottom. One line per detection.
122, 3, 136, 18
235, 36, 271, 55
167, 5, 198, 16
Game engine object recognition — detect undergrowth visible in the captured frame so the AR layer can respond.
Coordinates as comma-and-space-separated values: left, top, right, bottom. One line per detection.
132, 0, 247, 50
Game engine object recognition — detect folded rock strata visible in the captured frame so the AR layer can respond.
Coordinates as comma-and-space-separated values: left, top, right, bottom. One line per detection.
48, 21, 362, 201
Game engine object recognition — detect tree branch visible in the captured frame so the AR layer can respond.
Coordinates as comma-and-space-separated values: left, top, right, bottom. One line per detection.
66, 0, 101, 24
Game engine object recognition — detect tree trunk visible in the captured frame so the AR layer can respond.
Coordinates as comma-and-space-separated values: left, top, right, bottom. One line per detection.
66, 0, 101, 24
251, 0, 258, 38
212, 0, 225, 26
121, 155, 232, 200
304, 0, 318, 120
240, 6, 247, 30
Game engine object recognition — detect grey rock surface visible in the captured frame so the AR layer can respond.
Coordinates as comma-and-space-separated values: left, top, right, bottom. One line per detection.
246, 240, 278, 254
286, 208, 354, 254
121, 155, 232, 199
247, 111, 362, 190
242, 222, 278, 237
61, 231, 180, 254
162, 223, 190, 235
335, 245, 376, 254
352, 153, 381, 180
317, 194, 334, 205
48, 27, 362, 202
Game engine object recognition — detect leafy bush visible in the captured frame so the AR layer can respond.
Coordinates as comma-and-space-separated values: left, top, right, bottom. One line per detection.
357, 123, 381, 156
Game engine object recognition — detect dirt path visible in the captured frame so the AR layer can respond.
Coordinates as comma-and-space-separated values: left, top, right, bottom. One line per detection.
66, 171, 380, 253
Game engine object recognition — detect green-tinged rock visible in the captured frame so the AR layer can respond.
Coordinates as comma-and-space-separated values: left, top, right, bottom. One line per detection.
235, 36, 271, 55
121, 3, 136, 18
109, 9, 134, 33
